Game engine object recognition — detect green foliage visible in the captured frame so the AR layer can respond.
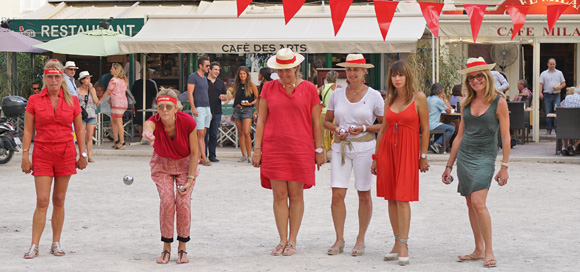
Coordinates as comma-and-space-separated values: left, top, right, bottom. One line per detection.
408, 42, 464, 96
0, 52, 46, 100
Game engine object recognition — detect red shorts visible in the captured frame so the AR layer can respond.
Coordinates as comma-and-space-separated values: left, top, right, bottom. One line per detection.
32, 141, 77, 177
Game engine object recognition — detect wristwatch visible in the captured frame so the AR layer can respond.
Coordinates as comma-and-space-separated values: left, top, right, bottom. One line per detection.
81, 152, 88, 158
315, 148, 324, 154
420, 153, 427, 159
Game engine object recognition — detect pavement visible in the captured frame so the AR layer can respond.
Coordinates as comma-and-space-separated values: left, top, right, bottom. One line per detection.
1, 130, 579, 272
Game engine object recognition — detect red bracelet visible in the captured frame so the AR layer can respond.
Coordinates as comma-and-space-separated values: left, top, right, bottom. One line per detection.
372, 154, 378, 161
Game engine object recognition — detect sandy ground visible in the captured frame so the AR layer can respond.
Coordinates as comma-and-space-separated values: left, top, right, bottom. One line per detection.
1, 154, 579, 272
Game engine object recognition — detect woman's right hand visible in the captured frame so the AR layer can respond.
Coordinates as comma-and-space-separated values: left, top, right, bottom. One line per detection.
371, 160, 377, 175
21, 158, 32, 174
252, 152, 261, 168
142, 130, 155, 146
442, 167, 452, 185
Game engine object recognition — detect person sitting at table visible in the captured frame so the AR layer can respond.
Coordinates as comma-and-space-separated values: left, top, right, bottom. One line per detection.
449, 84, 464, 108
559, 87, 580, 156
426, 83, 454, 154
514, 79, 532, 103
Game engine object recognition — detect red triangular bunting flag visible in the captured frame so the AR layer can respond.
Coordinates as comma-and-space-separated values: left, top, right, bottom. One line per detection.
546, 4, 570, 36
373, 0, 399, 41
419, 2, 444, 38
330, 0, 354, 36
506, 5, 529, 40
237, 0, 253, 17
463, 4, 487, 43
282, 0, 306, 25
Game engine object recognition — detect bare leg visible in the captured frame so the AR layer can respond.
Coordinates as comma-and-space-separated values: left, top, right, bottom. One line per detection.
330, 188, 347, 249
396, 201, 411, 258
31, 176, 54, 246
51, 175, 71, 243
242, 118, 253, 158
469, 189, 495, 264
287, 181, 304, 246
86, 124, 95, 160
354, 190, 372, 251
197, 128, 208, 161
459, 195, 486, 260
234, 119, 246, 158
270, 180, 289, 246
114, 117, 124, 145
387, 200, 399, 254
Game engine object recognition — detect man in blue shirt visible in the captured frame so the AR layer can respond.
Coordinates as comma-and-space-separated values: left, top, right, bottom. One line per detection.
63, 61, 79, 96
187, 56, 212, 166
426, 83, 454, 153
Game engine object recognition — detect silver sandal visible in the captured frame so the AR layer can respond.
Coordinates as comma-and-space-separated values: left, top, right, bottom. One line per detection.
24, 244, 39, 259
50, 242, 65, 256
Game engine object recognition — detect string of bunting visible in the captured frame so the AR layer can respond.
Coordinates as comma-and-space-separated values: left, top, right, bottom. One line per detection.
236, 0, 574, 42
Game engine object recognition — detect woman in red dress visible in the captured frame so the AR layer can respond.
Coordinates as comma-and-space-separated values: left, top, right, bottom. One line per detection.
21, 59, 88, 258
371, 60, 430, 266
252, 48, 326, 256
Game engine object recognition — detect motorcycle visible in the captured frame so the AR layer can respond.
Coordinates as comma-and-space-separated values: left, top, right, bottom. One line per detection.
0, 116, 21, 164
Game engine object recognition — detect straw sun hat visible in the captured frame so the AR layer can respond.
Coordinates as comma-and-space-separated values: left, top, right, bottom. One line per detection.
458, 57, 496, 74
267, 48, 305, 69
78, 71, 92, 80
336, 54, 374, 68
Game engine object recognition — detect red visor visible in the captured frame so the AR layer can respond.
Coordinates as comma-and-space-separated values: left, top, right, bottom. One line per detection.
157, 96, 177, 104
44, 68, 63, 75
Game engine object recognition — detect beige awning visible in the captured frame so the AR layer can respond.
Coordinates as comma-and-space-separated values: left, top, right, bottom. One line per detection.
119, 13, 426, 54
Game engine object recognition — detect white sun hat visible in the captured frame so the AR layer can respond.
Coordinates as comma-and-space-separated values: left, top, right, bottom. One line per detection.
64, 61, 79, 69
267, 48, 305, 69
336, 54, 374, 68
458, 57, 496, 75
78, 71, 92, 80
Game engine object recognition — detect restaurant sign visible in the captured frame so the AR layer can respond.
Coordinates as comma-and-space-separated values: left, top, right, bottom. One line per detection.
9, 18, 144, 41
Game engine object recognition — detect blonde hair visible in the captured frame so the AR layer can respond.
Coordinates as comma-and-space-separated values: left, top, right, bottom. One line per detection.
112, 63, 128, 84
156, 87, 182, 110
42, 60, 73, 106
461, 70, 505, 107
386, 60, 416, 106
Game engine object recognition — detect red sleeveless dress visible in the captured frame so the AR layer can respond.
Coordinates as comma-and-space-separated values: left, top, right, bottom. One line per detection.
376, 101, 420, 201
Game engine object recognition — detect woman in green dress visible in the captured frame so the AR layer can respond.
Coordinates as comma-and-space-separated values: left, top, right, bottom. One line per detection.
442, 57, 511, 268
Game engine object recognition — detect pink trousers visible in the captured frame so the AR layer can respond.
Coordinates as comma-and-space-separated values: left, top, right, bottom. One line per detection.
150, 152, 195, 243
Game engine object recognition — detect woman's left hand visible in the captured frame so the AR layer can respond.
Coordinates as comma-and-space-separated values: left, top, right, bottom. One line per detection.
178, 177, 196, 196
419, 158, 429, 172
494, 167, 509, 186
315, 150, 326, 170
76, 157, 88, 170
349, 126, 363, 136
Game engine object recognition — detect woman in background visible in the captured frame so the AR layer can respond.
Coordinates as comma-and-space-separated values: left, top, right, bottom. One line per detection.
98, 63, 128, 150
77, 71, 99, 162
232, 66, 259, 163
319, 70, 341, 157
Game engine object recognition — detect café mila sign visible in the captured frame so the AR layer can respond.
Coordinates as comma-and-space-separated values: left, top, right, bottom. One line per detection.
9, 18, 144, 41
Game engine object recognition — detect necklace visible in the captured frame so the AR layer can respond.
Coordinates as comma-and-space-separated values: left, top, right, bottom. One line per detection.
348, 85, 364, 95
281, 79, 296, 89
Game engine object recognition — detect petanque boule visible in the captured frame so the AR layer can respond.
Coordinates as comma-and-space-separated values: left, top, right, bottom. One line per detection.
123, 175, 134, 185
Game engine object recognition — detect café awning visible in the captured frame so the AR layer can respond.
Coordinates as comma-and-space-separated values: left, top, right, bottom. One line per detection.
119, 13, 426, 54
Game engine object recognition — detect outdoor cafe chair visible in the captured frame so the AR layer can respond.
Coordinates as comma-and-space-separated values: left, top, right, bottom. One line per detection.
555, 107, 580, 155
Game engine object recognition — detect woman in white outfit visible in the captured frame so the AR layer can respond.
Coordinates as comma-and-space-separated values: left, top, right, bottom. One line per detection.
323, 54, 384, 256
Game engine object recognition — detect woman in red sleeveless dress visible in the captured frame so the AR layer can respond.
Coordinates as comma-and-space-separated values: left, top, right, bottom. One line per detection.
371, 60, 430, 266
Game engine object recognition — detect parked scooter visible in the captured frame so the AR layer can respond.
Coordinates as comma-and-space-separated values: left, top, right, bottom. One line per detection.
0, 116, 20, 164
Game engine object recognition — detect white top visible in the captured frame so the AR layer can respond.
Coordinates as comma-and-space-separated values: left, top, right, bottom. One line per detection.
491, 71, 509, 93
539, 68, 565, 94
327, 86, 384, 140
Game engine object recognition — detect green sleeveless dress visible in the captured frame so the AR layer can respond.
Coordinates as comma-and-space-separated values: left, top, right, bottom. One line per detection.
457, 95, 501, 196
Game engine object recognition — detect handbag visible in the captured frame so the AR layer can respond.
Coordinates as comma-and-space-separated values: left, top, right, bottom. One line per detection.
81, 95, 89, 120
126, 89, 136, 106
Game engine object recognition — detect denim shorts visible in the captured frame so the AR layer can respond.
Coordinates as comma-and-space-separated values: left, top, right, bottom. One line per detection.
82, 117, 97, 125
233, 107, 253, 121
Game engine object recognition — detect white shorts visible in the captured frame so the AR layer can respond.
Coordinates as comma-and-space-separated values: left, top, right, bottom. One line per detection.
330, 141, 375, 191
193, 107, 211, 129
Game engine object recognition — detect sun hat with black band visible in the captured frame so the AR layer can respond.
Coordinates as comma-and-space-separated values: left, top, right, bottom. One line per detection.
78, 71, 92, 80
458, 57, 496, 75
267, 48, 305, 69
336, 54, 374, 68
64, 61, 79, 70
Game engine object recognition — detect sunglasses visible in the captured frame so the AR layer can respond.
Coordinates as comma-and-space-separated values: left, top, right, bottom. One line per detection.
32, 87, 40, 90
467, 73, 485, 82
157, 104, 175, 111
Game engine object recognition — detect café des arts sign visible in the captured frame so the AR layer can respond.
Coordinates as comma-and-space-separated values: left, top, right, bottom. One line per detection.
442, 0, 580, 39
9, 18, 143, 41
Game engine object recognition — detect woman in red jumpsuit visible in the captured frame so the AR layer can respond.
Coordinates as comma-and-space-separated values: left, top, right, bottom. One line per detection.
21, 59, 88, 259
